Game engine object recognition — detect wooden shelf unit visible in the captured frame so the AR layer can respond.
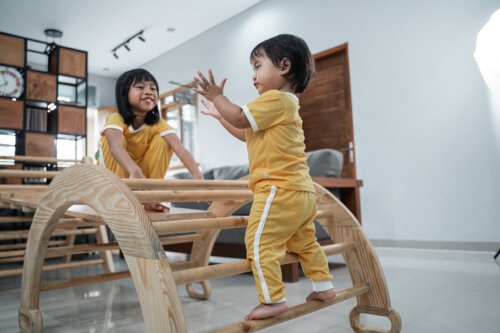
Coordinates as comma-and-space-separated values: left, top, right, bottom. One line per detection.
0, 31, 88, 179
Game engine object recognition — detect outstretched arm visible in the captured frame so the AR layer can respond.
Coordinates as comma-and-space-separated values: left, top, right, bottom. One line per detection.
193, 70, 250, 129
201, 99, 246, 142
105, 128, 145, 178
164, 133, 204, 180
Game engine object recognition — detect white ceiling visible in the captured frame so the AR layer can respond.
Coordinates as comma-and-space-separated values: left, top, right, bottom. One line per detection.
0, 0, 263, 78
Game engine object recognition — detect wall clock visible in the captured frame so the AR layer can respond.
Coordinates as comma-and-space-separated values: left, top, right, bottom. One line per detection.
0, 65, 24, 98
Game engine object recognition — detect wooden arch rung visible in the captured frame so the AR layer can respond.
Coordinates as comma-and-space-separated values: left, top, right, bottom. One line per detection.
0, 185, 48, 192
124, 178, 249, 190
0, 216, 33, 224
153, 209, 332, 234
210, 283, 370, 333
154, 216, 249, 234
0, 259, 104, 278
134, 190, 254, 202
0, 227, 97, 241
0, 155, 82, 163
0, 170, 58, 179
174, 242, 355, 286
45, 234, 202, 258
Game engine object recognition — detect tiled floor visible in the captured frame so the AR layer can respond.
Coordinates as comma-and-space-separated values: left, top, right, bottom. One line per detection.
1, 248, 499, 332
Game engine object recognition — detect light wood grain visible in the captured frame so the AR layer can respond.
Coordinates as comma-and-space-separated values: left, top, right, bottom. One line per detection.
17, 163, 401, 333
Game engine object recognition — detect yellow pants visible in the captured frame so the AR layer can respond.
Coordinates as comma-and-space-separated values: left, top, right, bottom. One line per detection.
99, 133, 173, 179
245, 185, 333, 304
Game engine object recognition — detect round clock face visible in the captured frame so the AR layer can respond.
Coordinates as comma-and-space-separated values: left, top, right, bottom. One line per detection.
0, 66, 24, 98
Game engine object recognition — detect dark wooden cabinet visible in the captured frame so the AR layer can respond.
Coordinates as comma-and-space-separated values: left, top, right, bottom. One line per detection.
0, 98, 23, 129
58, 105, 86, 135
26, 71, 57, 102
0, 33, 24, 67
0, 31, 87, 160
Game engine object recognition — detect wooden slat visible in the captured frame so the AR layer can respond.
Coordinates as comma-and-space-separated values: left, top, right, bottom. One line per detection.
0, 185, 48, 192
0, 216, 33, 223
0, 170, 58, 179
312, 177, 363, 188
0, 228, 97, 240
209, 284, 370, 333
134, 190, 253, 203
44, 234, 202, 257
39, 261, 194, 292
0, 155, 81, 163
173, 243, 354, 285
0, 259, 104, 278
154, 216, 248, 234
124, 178, 248, 190
0, 240, 65, 251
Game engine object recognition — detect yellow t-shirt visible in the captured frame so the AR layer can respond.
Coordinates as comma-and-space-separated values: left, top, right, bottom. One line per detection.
100, 113, 175, 162
243, 90, 314, 193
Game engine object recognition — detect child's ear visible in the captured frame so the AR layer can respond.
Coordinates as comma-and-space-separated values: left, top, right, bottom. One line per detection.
279, 58, 291, 75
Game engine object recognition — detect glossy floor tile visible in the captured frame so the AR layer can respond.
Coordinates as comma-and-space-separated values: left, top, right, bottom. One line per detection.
0, 248, 499, 332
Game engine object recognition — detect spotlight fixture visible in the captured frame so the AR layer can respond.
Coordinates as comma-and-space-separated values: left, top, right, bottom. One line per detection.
110, 30, 146, 60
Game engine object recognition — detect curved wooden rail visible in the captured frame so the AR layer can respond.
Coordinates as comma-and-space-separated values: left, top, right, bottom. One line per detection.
18, 163, 401, 333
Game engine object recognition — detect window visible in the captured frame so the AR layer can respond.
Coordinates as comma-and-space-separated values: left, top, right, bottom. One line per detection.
0, 132, 16, 159
56, 136, 85, 167
160, 83, 198, 166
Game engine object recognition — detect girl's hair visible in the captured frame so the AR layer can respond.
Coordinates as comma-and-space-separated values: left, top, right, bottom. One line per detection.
250, 34, 315, 94
115, 68, 160, 125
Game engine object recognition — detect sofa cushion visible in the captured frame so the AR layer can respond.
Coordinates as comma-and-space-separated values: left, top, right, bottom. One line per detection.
174, 168, 214, 180
306, 148, 343, 178
213, 164, 249, 180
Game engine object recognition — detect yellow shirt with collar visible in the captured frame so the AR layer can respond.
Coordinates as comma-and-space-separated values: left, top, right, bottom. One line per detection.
100, 112, 175, 162
242, 89, 314, 193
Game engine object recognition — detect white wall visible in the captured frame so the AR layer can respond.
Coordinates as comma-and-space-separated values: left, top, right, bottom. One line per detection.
86, 75, 116, 160
88, 74, 116, 108
143, 0, 500, 243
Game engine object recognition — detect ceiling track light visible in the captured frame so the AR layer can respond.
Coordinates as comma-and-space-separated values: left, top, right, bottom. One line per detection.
110, 29, 145, 60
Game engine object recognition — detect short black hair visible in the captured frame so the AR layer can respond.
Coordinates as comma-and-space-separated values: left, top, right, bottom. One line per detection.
250, 34, 315, 94
115, 68, 160, 125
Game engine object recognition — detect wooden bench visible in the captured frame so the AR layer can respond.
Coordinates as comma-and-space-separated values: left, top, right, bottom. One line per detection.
18, 164, 401, 332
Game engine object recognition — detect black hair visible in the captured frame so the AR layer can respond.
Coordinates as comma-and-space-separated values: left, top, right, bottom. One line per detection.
250, 34, 315, 94
115, 68, 160, 125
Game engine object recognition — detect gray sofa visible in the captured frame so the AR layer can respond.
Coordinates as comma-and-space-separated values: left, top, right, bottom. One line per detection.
172, 148, 343, 244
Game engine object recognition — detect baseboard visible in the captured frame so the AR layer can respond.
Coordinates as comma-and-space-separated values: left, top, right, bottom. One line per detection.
370, 239, 499, 252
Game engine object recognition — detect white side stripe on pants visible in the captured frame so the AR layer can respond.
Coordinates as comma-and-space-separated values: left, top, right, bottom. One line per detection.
253, 185, 277, 304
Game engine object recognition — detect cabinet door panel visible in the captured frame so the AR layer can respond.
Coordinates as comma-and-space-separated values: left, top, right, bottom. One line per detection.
58, 105, 86, 135
299, 44, 356, 179
0, 99, 23, 129
26, 71, 57, 102
25, 133, 55, 157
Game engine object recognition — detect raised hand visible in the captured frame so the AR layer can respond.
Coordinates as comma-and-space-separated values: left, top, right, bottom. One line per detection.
200, 99, 222, 120
193, 69, 227, 102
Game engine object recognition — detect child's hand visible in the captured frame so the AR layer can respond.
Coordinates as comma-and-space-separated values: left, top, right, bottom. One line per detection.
200, 99, 222, 120
193, 69, 227, 102
129, 168, 146, 179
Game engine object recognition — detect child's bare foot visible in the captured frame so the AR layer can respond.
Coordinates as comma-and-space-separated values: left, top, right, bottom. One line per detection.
245, 302, 288, 320
306, 288, 336, 302
144, 203, 170, 212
